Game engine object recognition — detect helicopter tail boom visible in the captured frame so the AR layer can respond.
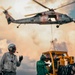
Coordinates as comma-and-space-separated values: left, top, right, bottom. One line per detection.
4, 12, 15, 24
6, 16, 15, 24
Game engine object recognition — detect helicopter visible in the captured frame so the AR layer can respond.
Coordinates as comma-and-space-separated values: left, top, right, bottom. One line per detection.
0, 0, 75, 28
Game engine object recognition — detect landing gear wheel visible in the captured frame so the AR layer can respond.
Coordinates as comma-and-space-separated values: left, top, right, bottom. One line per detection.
17, 26, 19, 28
56, 25, 59, 28
17, 24, 21, 28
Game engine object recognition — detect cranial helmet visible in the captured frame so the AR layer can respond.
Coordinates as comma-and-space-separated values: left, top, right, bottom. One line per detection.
8, 43, 16, 52
40, 55, 46, 61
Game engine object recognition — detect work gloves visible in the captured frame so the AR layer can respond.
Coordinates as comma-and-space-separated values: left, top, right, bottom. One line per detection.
0, 73, 2, 75
19, 56, 23, 62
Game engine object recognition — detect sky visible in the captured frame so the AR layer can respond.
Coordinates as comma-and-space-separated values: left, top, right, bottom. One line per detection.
0, 0, 75, 75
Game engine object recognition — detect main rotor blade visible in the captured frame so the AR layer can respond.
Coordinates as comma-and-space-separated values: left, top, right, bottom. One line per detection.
25, 13, 36, 17
33, 0, 50, 10
54, 1, 75, 10
25, 11, 44, 17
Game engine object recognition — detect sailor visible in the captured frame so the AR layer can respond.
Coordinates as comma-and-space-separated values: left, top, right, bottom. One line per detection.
36, 54, 49, 75
52, 52, 59, 69
49, 53, 59, 73
0, 43, 23, 75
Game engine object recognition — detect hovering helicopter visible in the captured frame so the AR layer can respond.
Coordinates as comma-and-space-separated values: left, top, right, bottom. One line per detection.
0, 0, 75, 28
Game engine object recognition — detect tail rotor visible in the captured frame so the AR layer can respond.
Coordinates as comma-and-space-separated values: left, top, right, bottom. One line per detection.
0, 6, 15, 25
0, 6, 5, 10
0, 6, 12, 15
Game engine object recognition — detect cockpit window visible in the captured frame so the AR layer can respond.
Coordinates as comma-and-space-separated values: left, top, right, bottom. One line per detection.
62, 14, 70, 20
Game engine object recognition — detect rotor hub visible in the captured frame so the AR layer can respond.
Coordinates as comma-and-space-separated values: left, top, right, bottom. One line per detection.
3, 10, 8, 14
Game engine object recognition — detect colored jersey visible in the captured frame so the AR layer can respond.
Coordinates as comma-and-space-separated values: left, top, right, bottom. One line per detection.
0, 52, 21, 72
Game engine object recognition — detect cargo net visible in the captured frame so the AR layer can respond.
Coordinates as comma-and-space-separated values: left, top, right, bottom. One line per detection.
58, 63, 75, 75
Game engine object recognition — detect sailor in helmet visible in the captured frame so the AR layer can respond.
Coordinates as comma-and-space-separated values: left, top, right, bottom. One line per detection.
0, 43, 23, 75
36, 54, 49, 75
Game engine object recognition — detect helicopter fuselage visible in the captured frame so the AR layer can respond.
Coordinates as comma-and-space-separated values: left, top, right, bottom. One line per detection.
13, 11, 73, 25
